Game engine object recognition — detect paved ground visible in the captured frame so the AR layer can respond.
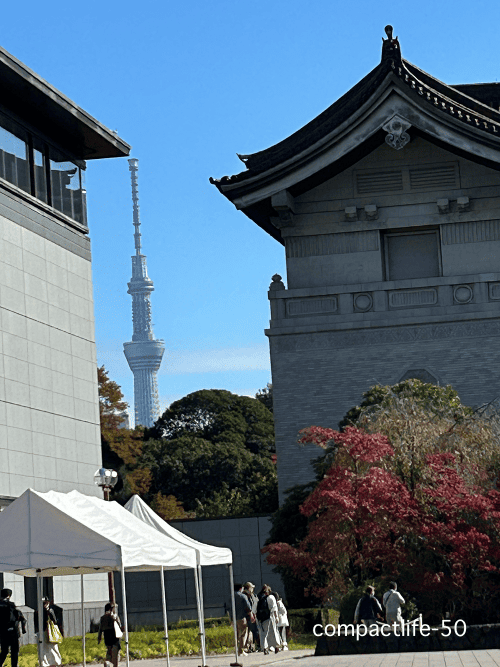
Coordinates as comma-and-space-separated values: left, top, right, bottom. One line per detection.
112, 649, 500, 667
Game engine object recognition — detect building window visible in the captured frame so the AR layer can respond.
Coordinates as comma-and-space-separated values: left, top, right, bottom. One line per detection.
0, 122, 30, 194
384, 229, 441, 281
0, 112, 86, 226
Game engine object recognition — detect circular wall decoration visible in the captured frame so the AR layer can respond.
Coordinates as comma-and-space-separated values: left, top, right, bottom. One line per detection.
354, 293, 373, 312
454, 285, 473, 304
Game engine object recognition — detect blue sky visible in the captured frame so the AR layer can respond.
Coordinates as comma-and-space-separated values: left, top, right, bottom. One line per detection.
3, 1, 500, 418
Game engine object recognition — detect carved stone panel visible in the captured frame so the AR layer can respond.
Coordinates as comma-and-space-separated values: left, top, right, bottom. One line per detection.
286, 297, 338, 317
388, 288, 438, 309
453, 285, 474, 304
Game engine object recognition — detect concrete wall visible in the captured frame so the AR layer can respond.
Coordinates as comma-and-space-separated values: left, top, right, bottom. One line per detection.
267, 136, 500, 499
0, 180, 107, 606
0, 185, 101, 499
115, 515, 283, 627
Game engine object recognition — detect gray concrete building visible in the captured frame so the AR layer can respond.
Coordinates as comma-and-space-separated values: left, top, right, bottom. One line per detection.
0, 45, 129, 608
212, 27, 500, 499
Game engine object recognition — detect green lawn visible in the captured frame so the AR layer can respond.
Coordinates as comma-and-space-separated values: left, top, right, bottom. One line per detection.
14, 628, 315, 667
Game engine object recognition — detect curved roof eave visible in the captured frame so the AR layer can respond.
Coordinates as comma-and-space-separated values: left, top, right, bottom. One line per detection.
211, 49, 500, 243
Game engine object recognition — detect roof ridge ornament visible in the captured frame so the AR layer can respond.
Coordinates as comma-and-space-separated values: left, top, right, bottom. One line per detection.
382, 24, 401, 64
382, 114, 411, 150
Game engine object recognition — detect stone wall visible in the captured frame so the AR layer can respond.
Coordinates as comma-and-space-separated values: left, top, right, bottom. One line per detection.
315, 623, 500, 655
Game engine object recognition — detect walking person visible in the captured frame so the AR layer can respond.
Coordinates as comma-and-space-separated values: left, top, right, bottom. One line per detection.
275, 593, 289, 650
353, 586, 383, 627
383, 582, 405, 629
0, 588, 27, 667
34, 597, 63, 667
256, 585, 280, 655
231, 584, 255, 657
242, 582, 259, 652
98, 603, 123, 667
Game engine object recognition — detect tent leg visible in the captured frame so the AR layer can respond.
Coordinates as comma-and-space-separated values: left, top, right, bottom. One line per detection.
81, 575, 86, 667
160, 566, 170, 667
228, 564, 241, 667
121, 566, 130, 667
194, 566, 207, 667
36, 571, 44, 667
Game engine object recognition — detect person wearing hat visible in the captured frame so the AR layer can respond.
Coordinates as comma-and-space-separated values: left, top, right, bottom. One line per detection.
242, 582, 259, 652
0, 588, 26, 667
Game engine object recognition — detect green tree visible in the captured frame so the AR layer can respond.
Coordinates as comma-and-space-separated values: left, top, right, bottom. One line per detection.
148, 389, 275, 455
255, 383, 273, 413
136, 389, 278, 517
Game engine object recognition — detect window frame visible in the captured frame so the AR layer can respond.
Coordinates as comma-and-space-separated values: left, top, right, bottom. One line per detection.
383, 228, 443, 282
0, 105, 87, 229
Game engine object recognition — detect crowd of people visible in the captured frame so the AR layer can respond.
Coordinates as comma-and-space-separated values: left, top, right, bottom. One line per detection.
233, 582, 289, 656
0, 582, 292, 667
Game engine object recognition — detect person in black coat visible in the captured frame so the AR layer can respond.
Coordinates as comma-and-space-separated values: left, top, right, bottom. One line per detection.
353, 586, 383, 627
0, 588, 27, 667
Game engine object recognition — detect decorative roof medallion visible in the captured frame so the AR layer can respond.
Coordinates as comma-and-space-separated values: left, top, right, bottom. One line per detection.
382, 114, 411, 150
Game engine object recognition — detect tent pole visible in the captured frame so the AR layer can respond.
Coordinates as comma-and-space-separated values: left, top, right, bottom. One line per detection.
160, 566, 170, 667
81, 575, 86, 667
36, 571, 44, 667
120, 565, 130, 667
194, 566, 206, 667
228, 564, 241, 667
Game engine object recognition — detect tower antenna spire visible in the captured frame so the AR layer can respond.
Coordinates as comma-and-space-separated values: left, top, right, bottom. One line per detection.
128, 158, 142, 255
123, 158, 165, 427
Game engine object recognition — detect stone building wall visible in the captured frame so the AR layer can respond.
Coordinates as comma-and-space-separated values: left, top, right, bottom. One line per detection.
267, 136, 500, 499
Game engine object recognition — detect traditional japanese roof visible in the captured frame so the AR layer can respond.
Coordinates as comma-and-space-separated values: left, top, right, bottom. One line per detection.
210, 27, 500, 244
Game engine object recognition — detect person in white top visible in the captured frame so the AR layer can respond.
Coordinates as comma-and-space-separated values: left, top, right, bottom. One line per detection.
256, 585, 281, 654
274, 592, 289, 650
383, 582, 405, 628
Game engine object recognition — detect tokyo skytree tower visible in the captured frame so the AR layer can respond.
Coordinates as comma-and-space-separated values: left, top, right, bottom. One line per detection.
123, 158, 165, 427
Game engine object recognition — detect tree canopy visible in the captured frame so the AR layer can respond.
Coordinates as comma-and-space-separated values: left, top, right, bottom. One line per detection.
147, 389, 275, 455
126, 388, 278, 518
265, 380, 500, 620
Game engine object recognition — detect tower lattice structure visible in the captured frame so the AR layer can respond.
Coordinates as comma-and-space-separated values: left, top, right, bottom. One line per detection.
123, 158, 165, 427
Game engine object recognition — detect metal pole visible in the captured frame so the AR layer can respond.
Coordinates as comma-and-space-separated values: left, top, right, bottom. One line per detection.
103, 487, 116, 604
120, 565, 129, 667
160, 566, 170, 667
228, 564, 241, 667
194, 567, 207, 667
36, 572, 44, 667
81, 575, 86, 667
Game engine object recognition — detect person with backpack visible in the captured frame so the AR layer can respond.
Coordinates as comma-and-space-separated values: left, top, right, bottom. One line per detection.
256, 585, 280, 655
0, 588, 26, 667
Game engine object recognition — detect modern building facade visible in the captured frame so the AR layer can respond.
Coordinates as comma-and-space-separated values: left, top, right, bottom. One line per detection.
123, 159, 164, 427
0, 44, 129, 609
212, 27, 500, 499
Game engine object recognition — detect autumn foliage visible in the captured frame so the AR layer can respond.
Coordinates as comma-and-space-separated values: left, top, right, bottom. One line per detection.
264, 424, 500, 622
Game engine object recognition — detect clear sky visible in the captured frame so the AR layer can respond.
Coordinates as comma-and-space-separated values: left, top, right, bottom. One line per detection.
3, 0, 499, 419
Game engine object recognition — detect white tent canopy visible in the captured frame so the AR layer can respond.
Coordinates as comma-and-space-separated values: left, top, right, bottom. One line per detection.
124, 494, 239, 666
124, 495, 232, 565
0, 489, 200, 667
0, 489, 197, 575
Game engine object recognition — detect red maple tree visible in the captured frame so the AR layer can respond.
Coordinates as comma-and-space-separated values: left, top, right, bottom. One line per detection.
264, 427, 500, 621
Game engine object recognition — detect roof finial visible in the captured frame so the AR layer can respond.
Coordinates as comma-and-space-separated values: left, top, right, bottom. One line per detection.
382, 24, 401, 63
